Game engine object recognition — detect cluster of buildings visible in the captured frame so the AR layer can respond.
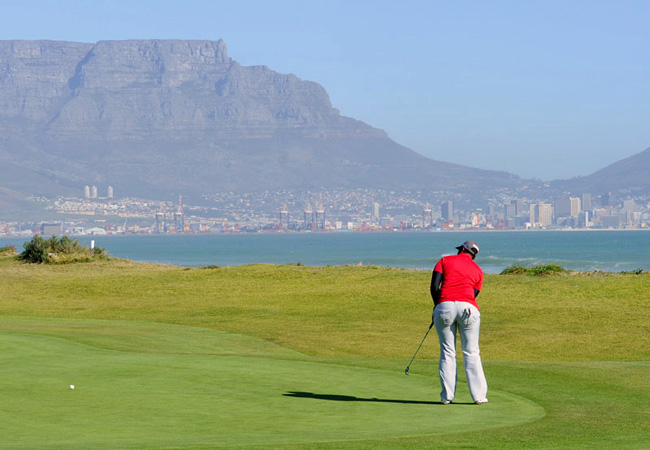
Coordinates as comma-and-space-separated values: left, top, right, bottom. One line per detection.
487, 193, 646, 230
83, 185, 114, 200
1, 188, 648, 237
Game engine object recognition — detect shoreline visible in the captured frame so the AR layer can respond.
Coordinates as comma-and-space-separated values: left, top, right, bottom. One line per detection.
1, 226, 649, 240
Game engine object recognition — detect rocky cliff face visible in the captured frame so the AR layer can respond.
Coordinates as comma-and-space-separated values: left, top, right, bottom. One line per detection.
0, 39, 519, 200
0, 40, 93, 121
4, 39, 377, 141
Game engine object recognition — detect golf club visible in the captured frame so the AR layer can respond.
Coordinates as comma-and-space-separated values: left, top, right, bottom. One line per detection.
404, 321, 434, 375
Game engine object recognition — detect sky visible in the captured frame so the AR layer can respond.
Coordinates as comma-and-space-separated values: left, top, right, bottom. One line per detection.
1, 0, 648, 181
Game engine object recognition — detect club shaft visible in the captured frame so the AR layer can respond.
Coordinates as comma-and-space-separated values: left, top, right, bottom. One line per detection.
406, 321, 434, 369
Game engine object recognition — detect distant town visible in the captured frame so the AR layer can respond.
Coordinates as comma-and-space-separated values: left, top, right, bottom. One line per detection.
1, 184, 649, 237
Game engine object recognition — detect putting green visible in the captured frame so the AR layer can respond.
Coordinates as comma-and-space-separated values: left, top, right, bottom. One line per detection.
0, 318, 544, 448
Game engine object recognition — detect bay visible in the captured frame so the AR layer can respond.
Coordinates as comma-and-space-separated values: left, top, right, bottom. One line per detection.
2, 230, 649, 273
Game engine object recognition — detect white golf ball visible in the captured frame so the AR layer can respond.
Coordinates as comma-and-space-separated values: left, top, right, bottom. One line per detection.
70, 385, 75, 390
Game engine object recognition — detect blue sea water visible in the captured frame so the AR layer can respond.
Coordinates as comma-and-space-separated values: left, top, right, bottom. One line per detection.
2, 230, 649, 273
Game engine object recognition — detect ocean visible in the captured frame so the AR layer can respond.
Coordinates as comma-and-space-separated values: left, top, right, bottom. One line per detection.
2, 230, 649, 273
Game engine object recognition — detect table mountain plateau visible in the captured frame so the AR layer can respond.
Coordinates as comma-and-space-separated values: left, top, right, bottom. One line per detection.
0, 39, 525, 203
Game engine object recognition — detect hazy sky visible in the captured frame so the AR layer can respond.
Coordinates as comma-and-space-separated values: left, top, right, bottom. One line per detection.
1, 0, 648, 181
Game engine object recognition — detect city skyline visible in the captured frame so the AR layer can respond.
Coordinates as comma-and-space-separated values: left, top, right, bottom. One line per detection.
3, 186, 647, 237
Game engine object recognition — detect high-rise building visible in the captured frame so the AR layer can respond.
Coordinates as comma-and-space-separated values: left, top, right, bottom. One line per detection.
441, 201, 453, 222
91, 186, 98, 199
553, 197, 571, 218
582, 193, 592, 211
530, 203, 553, 227
107, 186, 114, 198
622, 200, 637, 227
422, 204, 433, 228
279, 205, 289, 230
84, 185, 90, 198
538, 203, 553, 227
570, 197, 581, 217
511, 199, 525, 216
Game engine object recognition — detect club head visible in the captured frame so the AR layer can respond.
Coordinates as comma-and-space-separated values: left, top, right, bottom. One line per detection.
404, 367, 409, 375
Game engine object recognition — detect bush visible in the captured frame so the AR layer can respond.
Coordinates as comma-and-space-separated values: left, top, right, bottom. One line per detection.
501, 264, 566, 276
18, 235, 108, 264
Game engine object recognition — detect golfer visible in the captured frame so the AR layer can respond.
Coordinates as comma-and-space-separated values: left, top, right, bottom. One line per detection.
430, 240, 488, 405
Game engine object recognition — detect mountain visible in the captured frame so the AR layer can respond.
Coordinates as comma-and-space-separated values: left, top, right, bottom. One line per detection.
553, 147, 650, 196
0, 39, 522, 203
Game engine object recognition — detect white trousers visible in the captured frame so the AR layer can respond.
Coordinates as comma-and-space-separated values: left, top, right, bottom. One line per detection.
433, 301, 488, 403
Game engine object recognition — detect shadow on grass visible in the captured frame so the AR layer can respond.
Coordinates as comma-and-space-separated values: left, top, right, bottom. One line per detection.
283, 391, 473, 405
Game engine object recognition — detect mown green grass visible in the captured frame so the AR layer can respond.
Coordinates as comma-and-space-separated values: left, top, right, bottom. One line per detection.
1, 255, 649, 449
0, 318, 543, 449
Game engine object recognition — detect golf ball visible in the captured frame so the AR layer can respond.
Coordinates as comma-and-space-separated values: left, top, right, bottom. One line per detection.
70, 385, 75, 390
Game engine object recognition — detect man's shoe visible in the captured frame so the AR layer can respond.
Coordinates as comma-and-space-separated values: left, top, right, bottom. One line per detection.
475, 398, 488, 405
442, 400, 452, 405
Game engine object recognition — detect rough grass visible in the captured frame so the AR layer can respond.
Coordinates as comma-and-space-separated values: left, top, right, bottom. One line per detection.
0, 245, 17, 256
1, 255, 649, 449
1, 257, 648, 362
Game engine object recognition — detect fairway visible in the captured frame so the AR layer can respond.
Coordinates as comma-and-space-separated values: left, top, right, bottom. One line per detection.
0, 318, 543, 449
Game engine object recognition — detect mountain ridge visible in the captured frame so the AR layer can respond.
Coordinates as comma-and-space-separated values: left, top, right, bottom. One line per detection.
0, 38, 522, 203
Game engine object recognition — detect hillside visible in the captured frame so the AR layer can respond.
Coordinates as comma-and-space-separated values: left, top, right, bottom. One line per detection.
554, 146, 650, 195
0, 39, 521, 202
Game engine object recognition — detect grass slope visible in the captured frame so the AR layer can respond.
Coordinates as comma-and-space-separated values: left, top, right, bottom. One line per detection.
1, 256, 649, 449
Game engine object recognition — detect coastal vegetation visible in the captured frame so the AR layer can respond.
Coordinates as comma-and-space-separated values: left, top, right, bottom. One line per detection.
502, 263, 647, 276
17, 235, 107, 264
0, 255, 648, 449
500, 263, 566, 276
